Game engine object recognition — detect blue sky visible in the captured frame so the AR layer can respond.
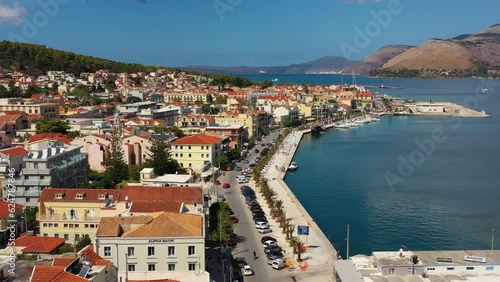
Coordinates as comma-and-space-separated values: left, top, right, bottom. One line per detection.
0, 0, 498, 67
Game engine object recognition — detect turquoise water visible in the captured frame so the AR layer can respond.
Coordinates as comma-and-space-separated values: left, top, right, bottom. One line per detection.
245, 74, 500, 256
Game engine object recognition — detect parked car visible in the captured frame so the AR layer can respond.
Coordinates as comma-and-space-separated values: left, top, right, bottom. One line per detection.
260, 236, 277, 244
258, 228, 272, 234
215, 180, 221, 185
227, 238, 237, 246
253, 216, 268, 223
266, 251, 283, 259
218, 195, 225, 201
254, 149, 260, 153
223, 183, 231, 189
235, 166, 242, 171
272, 259, 285, 270
255, 222, 270, 229
230, 215, 239, 223
267, 255, 282, 265
264, 246, 282, 254
235, 257, 246, 268
263, 240, 279, 248
243, 265, 254, 276
237, 178, 249, 184
252, 211, 265, 217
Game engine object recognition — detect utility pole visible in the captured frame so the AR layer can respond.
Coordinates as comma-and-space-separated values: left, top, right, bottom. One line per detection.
346, 224, 350, 259
492, 228, 496, 250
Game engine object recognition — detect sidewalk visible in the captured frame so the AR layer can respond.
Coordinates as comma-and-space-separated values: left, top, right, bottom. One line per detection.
252, 130, 338, 281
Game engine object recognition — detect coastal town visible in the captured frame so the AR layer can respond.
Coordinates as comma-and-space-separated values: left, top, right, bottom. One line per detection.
0, 68, 496, 282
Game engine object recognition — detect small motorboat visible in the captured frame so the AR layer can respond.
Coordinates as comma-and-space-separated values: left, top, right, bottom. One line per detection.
288, 162, 298, 171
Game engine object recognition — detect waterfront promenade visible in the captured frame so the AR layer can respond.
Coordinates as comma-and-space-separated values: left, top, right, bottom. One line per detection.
252, 129, 338, 281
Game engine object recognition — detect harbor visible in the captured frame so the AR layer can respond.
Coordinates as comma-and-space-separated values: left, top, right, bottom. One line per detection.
255, 129, 339, 281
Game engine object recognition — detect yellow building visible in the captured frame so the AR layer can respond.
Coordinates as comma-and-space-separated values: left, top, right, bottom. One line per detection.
171, 134, 224, 173
297, 103, 313, 118
215, 112, 256, 137
164, 91, 210, 104
37, 188, 123, 243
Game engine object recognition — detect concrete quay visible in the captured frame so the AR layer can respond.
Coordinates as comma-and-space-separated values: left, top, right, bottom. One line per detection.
252, 129, 338, 281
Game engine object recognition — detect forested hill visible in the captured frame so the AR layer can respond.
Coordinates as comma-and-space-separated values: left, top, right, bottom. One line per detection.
0, 41, 167, 76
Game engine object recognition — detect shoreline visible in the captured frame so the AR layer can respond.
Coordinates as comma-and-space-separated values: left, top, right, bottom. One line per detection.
259, 129, 338, 280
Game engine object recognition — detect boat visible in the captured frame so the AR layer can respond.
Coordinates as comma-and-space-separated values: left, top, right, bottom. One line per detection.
481, 87, 488, 93
481, 109, 487, 115
311, 125, 322, 134
271, 78, 279, 82
288, 162, 298, 171
258, 70, 267, 74
379, 84, 389, 89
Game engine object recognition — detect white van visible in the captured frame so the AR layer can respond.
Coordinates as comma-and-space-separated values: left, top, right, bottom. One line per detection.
271, 259, 285, 270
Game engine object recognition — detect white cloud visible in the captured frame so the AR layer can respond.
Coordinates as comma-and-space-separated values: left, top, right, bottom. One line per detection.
0, 2, 27, 27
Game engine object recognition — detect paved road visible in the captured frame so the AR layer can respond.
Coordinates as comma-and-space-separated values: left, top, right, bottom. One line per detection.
216, 131, 300, 282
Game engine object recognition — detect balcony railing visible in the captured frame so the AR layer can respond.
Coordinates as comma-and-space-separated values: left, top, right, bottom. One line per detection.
37, 214, 100, 222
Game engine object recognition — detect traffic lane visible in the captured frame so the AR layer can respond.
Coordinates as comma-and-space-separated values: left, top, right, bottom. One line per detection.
222, 177, 290, 281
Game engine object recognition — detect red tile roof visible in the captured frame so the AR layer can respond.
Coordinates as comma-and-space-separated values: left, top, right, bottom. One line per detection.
27, 133, 72, 144
130, 201, 183, 213
0, 146, 29, 158
15, 235, 66, 253
30, 265, 66, 282
52, 258, 76, 267
78, 245, 111, 271
38, 188, 121, 202
0, 201, 23, 218
171, 134, 222, 145
120, 185, 203, 203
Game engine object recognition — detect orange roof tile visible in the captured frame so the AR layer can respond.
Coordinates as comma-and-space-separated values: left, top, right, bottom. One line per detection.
0, 146, 29, 158
171, 134, 222, 145
38, 188, 121, 202
15, 235, 66, 253
119, 185, 202, 203
0, 202, 23, 218
31, 265, 66, 282
52, 258, 76, 267
27, 133, 72, 144
130, 201, 183, 213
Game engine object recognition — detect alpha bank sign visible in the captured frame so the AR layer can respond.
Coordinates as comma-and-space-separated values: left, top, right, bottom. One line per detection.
148, 239, 175, 243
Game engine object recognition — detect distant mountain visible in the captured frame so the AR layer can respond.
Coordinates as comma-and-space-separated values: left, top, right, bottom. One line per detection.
351, 45, 415, 75
182, 56, 359, 75
371, 24, 500, 77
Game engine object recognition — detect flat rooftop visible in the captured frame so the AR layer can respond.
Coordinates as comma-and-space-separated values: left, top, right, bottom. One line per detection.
413, 250, 500, 265
143, 174, 193, 183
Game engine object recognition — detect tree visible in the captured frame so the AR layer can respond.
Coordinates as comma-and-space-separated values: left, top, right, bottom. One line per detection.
145, 140, 179, 176
35, 119, 70, 134
67, 131, 80, 139
26, 84, 41, 96
128, 164, 143, 182
216, 155, 229, 168
260, 80, 274, 89
228, 148, 242, 161
105, 128, 129, 187
76, 234, 91, 251
126, 96, 142, 104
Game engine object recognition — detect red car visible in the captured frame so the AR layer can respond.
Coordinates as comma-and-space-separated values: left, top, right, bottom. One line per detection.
223, 183, 231, 189
227, 238, 237, 246
230, 215, 239, 223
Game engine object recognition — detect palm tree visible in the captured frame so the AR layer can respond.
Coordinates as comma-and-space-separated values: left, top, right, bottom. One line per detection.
294, 238, 305, 261
278, 209, 287, 228
286, 223, 295, 240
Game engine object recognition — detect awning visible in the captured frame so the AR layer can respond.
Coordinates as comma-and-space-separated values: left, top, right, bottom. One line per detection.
201, 167, 220, 178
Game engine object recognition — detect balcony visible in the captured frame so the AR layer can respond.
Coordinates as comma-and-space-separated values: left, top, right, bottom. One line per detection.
37, 214, 100, 222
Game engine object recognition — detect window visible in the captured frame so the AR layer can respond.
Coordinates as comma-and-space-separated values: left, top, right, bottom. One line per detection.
447, 267, 455, 270
43, 233, 47, 237
76, 194, 83, 199
64, 234, 68, 240
188, 153, 191, 158
69, 224, 74, 228
99, 194, 105, 200
486, 266, 494, 271
148, 264, 156, 271
104, 247, 111, 257
389, 268, 395, 274
55, 194, 62, 199
188, 146, 191, 149
189, 263, 196, 271
54, 234, 59, 238
168, 264, 176, 271
48, 223, 53, 228
427, 268, 435, 271
466, 267, 474, 270
168, 246, 175, 256
128, 265, 135, 272
127, 247, 135, 257
188, 246, 195, 256
201, 154, 204, 158
43, 223, 47, 227
54, 224, 58, 228
148, 246, 155, 257
84, 224, 89, 228
64, 224, 68, 228
75, 234, 80, 241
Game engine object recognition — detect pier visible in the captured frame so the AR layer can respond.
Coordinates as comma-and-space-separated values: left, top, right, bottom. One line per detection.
255, 130, 338, 281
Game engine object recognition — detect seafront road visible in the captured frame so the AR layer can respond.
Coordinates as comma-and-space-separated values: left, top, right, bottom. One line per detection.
217, 130, 337, 282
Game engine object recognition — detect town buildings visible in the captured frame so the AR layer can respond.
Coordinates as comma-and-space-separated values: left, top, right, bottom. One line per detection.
171, 134, 225, 173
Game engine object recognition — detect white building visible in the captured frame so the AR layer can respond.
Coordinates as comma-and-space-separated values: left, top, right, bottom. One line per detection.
335, 250, 500, 282
95, 211, 209, 282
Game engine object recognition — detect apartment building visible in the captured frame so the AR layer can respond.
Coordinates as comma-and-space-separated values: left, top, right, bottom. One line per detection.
6, 145, 89, 206
0, 98, 59, 119
95, 212, 209, 282
171, 134, 224, 172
